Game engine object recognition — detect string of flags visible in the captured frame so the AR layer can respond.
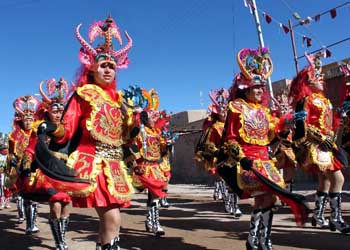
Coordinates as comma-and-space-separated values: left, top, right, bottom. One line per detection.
242, 0, 350, 57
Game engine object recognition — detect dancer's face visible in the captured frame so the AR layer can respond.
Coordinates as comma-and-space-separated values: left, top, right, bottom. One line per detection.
49, 108, 63, 124
245, 85, 265, 103
94, 62, 116, 86
22, 118, 33, 131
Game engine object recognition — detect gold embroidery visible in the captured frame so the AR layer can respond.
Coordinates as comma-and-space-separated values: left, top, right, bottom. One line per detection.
77, 84, 124, 147
229, 99, 273, 145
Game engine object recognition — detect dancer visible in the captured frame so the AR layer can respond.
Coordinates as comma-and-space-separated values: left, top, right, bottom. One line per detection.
39, 16, 135, 250
195, 88, 242, 217
131, 89, 168, 236
218, 47, 308, 250
0, 133, 11, 210
289, 52, 350, 233
22, 78, 72, 249
6, 95, 41, 234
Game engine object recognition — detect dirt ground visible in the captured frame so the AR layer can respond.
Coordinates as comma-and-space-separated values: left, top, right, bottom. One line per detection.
0, 184, 349, 250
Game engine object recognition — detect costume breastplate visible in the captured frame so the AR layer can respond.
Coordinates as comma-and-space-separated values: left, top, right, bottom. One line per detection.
309, 93, 333, 135
77, 84, 124, 147
9, 129, 31, 158
230, 99, 270, 145
142, 127, 161, 161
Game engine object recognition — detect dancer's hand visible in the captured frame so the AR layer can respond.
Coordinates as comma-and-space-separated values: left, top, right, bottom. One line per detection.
239, 157, 253, 171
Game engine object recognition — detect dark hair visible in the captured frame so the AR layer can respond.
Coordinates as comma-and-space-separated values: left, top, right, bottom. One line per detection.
140, 111, 149, 126
235, 88, 247, 100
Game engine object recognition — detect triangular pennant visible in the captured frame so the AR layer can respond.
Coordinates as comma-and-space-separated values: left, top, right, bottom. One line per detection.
265, 13, 272, 23
330, 8, 337, 18
326, 49, 332, 58
314, 14, 321, 22
306, 37, 312, 47
282, 24, 290, 34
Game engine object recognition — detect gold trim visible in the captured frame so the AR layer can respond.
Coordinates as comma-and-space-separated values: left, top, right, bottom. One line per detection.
228, 99, 273, 145
77, 84, 124, 147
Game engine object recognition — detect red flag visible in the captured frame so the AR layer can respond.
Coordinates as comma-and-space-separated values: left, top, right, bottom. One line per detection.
330, 9, 337, 18
265, 13, 272, 23
326, 49, 332, 58
306, 37, 312, 47
282, 24, 290, 34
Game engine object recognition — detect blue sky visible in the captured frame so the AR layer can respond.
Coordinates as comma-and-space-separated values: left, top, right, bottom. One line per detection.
1, 0, 349, 133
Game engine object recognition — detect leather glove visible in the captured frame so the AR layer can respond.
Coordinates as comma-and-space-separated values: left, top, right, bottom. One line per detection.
9, 158, 18, 167
133, 166, 144, 176
320, 136, 334, 150
239, 157, 253, 171
37, 121, 57, 136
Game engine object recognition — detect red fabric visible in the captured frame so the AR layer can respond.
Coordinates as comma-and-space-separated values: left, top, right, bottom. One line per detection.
134, 127, 168, 197
330, 9, 337, 18
54, 84, 133, 208
282, 24, 290, 34
265, 13, 272, 24
17, 169, 73, 202
4, 188, 12, 198
72, 171, 130, 208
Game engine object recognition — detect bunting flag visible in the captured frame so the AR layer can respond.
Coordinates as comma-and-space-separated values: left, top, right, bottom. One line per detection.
242, 1, 349, 49
282, 24, 290, 34
330, 8, 337, 18
263, 12, 272, 23
302, 36, 312, 47
314, 14, 321, 22
293, 12, 301, 20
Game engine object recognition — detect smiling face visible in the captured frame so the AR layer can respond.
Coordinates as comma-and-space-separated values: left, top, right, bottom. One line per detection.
245, 85, 266, 103
93, 62, 116, 86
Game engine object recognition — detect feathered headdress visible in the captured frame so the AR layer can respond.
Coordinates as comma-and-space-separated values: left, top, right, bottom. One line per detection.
13, 95, 41, 121
235, 47, 273, 89
208, 88, 229, 115
39, 77, 69, 111
289, 52, 326, 107
76, 15, 132, 70
305, 51, 325, 84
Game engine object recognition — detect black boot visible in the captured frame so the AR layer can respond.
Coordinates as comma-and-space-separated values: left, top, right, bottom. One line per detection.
24, 201, 33, 235
150, 201, 165, 236
259, 207, 274, 250
213, 181, 221, 200
101, 237, 120, 250
31, 204, 39, 233
329, 192, 350, 234
145, 207, 153, 232
245, 209, 261, 250
311, 191, 329, 228
232, 193, 242, 218
60, 217, 69, 249
49, 218, 65, 250
17, 196, 25, 224
95, 242, 102, 250
160, 189, 170, 208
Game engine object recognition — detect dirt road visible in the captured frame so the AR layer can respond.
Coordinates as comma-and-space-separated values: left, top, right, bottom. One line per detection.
0, 184, 349, 250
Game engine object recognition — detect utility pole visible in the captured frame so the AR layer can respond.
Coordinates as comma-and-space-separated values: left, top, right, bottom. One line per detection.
288, 19, 299, 74
250, 0, 274, 98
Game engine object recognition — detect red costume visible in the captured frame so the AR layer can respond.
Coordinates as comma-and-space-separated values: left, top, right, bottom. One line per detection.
219, 48, 308, 250
55, 83, 134, 208
22, 78, 72, 203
